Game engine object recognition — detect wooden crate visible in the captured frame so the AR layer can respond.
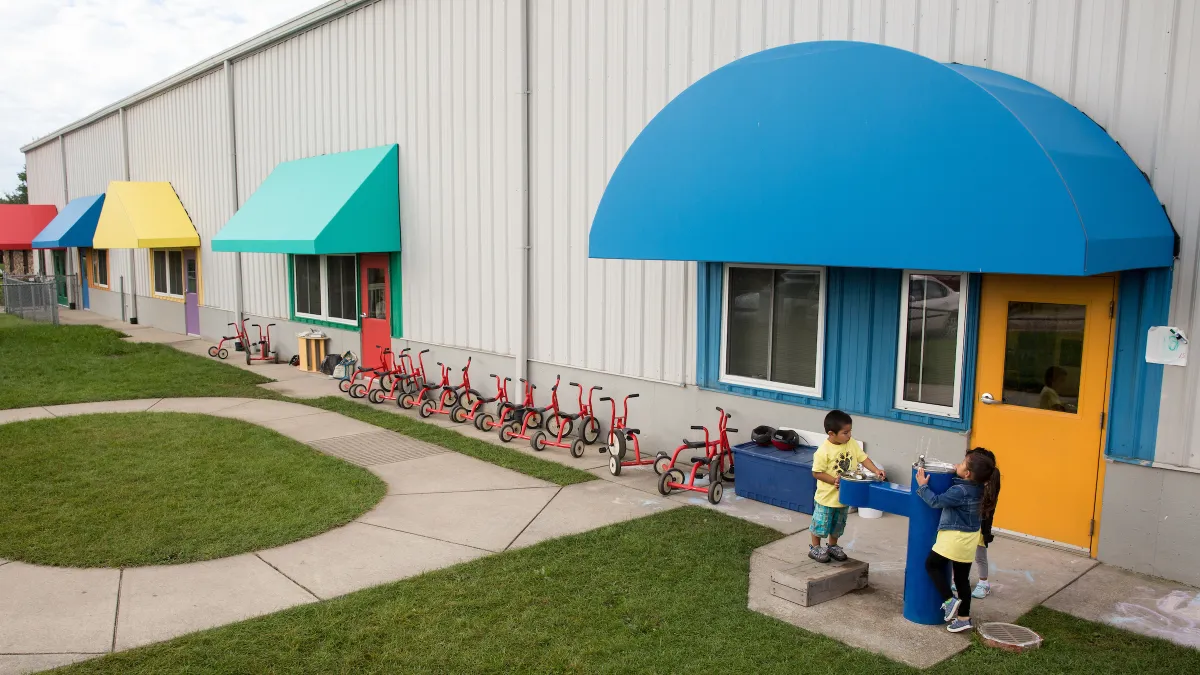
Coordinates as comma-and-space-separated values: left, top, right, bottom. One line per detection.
770, 557, 869, 607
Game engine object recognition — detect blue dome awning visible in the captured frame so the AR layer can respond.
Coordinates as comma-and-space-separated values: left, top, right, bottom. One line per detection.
588, 42, 1174, 276
32, 194, 104, 249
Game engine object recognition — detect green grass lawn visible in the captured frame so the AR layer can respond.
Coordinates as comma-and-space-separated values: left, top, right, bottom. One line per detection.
51, 508, 1198, 675
0, 314, 272, 409
0, 412, 385, 567
304, 395, 598, 487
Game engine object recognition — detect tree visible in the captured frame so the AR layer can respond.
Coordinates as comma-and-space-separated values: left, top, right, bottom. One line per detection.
0, 166, 28, 204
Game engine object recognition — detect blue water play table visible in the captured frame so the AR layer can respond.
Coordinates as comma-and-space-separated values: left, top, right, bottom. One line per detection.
730, 441, 818, 514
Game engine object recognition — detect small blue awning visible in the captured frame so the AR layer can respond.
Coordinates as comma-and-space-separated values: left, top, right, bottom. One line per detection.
589, 42, 1175, 276
32, 194, 105, 249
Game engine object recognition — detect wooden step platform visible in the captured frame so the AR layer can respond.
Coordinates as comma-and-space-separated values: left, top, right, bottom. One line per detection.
770, 557, 869, 607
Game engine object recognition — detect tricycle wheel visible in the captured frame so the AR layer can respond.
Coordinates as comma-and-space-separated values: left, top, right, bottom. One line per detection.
450, 404, 468, 424
498, 402, 517, 422
399, 393, 416, 409
530, 430, 548, 452
580, 416, 600, 444
208, 346, 220, 357
667, 468, 685, 487
657, 471, 674, 496
527, 411, 543, 429
339, 379, 352, 393
218, 348, 229, 360
608, 430, 628, 461
570, 437, 586, 458
545, 414, 561, 437
499, 421, 518, 443
349, 383, 367, 399
559, 418, 574, 438
653, 453, 672, 476
441, 390, 460, 409
609, 454, 622, 476
708, 480, 724, 505
478, 412, 495, 431
460, 390, 480, 409
368, 388, 384, 404
418, 400, 435, 418
380, 374, 394, 391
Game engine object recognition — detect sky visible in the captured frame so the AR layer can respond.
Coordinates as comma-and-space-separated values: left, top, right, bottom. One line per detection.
0, 0, 318, 197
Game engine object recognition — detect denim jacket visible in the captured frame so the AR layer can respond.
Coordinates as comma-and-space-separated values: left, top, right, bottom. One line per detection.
916, 478, 983, 533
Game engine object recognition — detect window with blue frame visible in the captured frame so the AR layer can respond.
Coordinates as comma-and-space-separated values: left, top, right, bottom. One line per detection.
896, 272, 970, 418
697, 263, 980, 432
721, 265, 826, 397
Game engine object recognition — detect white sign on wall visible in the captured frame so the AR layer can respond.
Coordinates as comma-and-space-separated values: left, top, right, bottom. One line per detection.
1147, 327, 1189, 366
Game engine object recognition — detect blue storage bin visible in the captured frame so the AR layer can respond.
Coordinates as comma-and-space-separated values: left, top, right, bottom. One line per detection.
731, 441, 818, 514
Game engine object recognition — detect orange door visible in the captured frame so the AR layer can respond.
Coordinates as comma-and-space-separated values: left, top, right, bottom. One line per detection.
359, 254, 391, 369
970, 275, 1115, 552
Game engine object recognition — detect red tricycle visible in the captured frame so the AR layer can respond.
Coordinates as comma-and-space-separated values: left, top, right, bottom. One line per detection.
655, 407, 738, 504
597, 393, 645, 476
245, 323, 279, 365
397, 350, 435, 409
208, 321, 248, 360
497, 379, 544, 443
348, 346, 393, 399
451, 373, 510, 430
530, 377, 587, 458
414, 358, 474, 418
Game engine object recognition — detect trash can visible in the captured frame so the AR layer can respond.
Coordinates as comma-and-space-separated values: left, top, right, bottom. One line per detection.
297, 333, 329, 372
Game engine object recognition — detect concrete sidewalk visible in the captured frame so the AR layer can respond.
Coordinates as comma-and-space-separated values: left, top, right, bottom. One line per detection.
0, 397, 680, 674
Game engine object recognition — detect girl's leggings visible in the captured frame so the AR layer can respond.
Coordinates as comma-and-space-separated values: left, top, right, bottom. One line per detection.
925, 550, 973, 617
975, 545, 989, 579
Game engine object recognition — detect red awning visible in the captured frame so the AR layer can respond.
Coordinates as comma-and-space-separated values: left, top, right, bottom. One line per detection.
0, 205, 58, 249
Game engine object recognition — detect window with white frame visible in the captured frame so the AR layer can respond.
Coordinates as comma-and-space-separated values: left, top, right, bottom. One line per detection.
91, 249, 108, 287
293, 254, 357, 325
896, 272, 969, 416
721, 265, 825, 396
152, 249, 184, 297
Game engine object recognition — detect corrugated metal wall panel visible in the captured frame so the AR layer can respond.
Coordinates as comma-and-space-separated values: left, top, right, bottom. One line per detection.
63, 114, 123, 199
126, 70, 237, 311
232, 0, 522, 340
25, 142, 64, 209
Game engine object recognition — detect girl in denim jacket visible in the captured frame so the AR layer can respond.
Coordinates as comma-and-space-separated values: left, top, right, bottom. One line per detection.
915, 451, 998, 633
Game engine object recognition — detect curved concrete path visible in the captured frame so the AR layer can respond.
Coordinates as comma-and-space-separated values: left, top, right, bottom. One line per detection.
0, 397, 682, 674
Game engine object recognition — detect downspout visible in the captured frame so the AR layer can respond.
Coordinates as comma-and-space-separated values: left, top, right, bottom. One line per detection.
59, 135, 74, 305
120, 106, 138, 324
225, 59, 244, 326
514, 0, 532, 382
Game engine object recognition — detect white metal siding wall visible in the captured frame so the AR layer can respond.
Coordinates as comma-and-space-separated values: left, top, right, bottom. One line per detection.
18, 0, 1200, 467
64, 114, 123, 199
232, 0, 524, 333
25, 142, 64, 209
126, 70, 237, 311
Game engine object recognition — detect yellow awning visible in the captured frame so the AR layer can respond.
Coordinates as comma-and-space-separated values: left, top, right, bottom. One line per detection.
93, 181, 200, 249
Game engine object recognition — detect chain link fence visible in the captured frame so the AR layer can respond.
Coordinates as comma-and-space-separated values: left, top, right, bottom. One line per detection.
0, 274, 61, 324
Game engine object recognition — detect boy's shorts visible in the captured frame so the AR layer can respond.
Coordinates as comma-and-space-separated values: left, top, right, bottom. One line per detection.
811, 504, 849, 539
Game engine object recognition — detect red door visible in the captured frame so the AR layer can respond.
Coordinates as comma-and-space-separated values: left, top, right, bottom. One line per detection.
360, 254, 391, 369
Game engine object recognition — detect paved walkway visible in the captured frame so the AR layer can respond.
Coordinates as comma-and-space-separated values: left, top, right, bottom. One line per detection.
10, 310, 1195, 672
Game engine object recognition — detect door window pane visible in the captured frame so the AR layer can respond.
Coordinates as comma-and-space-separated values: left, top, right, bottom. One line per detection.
367, 267, 387, 319
724, 266, 823, 390
294, 255, 322, 316
1002, 302, 1085, 413
901, 274, 964, 408
326, 255, 357, 321
153, 250, 167, 294
185, 257, 197, 295
168, 251, 184, 295
93, 250, 108, 286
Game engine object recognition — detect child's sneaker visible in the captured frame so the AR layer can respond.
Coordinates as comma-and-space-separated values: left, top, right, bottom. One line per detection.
941, 597, 961, 622
827, 545, 848, 562
947, 617, 973, 633
972, 581, 991, 599
808, 545, 831, 563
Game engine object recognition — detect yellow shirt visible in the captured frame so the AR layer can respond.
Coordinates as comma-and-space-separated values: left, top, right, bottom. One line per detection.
933, 529, 983, 563
811, 439, 868, 509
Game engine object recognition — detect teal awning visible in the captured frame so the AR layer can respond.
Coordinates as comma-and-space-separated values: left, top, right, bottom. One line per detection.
212, 144, 400, 254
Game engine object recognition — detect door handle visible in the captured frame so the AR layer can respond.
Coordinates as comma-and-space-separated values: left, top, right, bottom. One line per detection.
360, 313, 368, 318
980, 392, 997, 405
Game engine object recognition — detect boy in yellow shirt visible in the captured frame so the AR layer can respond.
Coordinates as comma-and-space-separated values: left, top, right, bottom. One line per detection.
809, 410, 886, 563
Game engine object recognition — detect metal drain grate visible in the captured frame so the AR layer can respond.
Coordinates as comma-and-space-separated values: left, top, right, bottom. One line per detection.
978, 622, 1043, 653
310, 430, 447, 466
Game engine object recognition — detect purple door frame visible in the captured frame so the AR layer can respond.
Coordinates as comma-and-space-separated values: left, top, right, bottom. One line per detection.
184, 249, 200, 335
